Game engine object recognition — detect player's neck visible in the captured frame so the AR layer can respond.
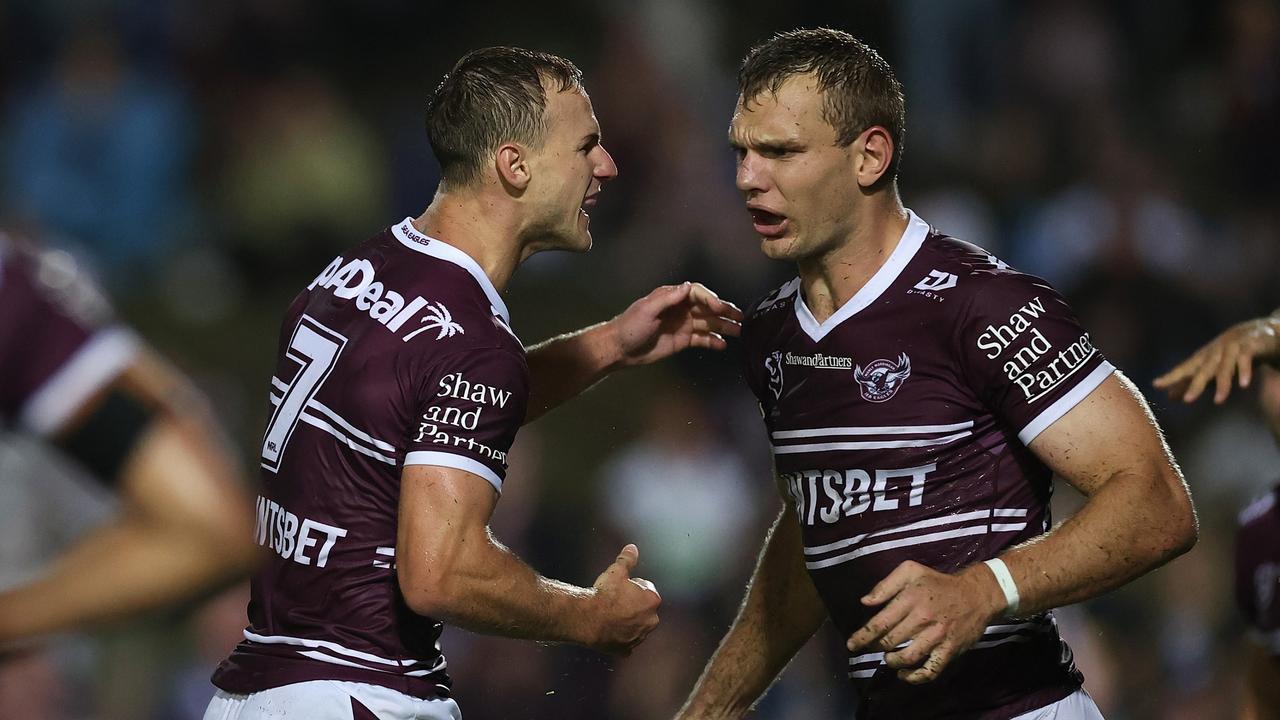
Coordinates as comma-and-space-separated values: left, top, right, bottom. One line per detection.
413, 193, 523, 293
797, 204, 909, 324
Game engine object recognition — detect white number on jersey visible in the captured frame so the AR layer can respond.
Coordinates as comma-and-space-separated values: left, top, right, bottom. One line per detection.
261, 315, 348, 472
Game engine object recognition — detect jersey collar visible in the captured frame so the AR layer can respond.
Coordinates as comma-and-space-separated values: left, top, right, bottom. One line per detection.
391, 218, 511, 325
794, 209, 930, 343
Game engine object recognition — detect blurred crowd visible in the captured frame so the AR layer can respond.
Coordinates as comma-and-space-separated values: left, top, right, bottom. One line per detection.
1, 0, 1277, 718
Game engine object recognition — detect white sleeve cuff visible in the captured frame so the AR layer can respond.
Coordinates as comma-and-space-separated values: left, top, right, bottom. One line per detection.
1017, 362, 1115, 445
403, 450, 503, 494
20, 328, 140, 436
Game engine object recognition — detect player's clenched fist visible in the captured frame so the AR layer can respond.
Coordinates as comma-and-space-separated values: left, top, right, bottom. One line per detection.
845, 560, 1005, 684
587, 544, 662, 655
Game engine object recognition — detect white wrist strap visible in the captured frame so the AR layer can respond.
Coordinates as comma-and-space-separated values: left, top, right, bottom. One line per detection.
983, 558, 1020, 615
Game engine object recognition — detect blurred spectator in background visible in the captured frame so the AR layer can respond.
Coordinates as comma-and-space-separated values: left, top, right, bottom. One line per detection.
602, 389, 762, 608
215, 71, 385, 284
2, 22, 194, 285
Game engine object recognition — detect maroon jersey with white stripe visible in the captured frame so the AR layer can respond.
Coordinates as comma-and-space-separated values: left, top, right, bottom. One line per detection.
1236, 485, 1280, 657
0, 232, 137, 442
212, 219, 528, 699
743, 211, 1112, 719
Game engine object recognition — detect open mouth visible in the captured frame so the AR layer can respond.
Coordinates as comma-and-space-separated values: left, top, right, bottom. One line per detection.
748, 207, 789, 238
580, 192, 600, 221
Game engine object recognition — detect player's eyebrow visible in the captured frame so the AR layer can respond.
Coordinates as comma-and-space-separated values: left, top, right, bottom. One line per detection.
728, 133, 804, 154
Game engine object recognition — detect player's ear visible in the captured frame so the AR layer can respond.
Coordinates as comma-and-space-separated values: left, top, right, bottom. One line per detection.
495, 143, 531, 193
854, 126, 894, 189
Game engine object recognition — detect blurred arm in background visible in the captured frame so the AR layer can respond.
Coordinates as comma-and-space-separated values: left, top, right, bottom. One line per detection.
524, 282, 742, 422
0, 237, 257, 648
1155, 310, 1280, 404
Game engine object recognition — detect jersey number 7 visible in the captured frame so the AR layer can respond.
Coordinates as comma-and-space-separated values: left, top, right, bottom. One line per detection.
261, 315, 348, 472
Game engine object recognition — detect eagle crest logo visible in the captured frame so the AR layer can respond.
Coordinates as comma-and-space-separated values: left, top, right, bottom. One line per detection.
853, 353, 911, 403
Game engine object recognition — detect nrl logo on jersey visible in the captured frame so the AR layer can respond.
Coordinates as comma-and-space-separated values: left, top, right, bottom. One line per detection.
764, 350, 785, 400
854, 353, 911, 403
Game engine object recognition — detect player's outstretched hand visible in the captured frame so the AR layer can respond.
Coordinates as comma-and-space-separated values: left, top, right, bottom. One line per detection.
588, 544, 662, 655
611, 282, 743, 367
1154, 315, 1280, 404
845, 560, 1004, 684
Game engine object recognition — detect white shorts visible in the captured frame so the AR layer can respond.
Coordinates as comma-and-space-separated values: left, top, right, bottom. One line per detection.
1011, 689, 1104, 720
203, 681, 462, 720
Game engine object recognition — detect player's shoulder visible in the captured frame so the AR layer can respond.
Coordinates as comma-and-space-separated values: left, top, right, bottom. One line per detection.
917, 230, 1064, 316
0, 229, 113, 327
305, 221, 520, 355
746, 277, 801, 325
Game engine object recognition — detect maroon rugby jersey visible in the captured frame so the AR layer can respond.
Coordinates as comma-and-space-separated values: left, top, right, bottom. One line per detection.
0, 232, 137, 442
1236, 485, 1280, 657
742, 211, 1114, 719
212, 219, 528, 699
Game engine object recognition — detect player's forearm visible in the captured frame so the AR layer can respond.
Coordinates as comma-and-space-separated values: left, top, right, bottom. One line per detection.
0, 517, 249, 644
678, 508, 827, 720
986, 465, 1196, 617
524, 321, 622, 422
400, 530, 599, 646
0, 413, 258, 645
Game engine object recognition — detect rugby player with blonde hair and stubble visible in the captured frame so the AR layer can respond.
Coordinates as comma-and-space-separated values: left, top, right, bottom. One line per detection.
678, 28, 1196, 720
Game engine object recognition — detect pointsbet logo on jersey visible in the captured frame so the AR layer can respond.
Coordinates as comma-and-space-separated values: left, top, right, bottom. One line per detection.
853, 353, 912, 402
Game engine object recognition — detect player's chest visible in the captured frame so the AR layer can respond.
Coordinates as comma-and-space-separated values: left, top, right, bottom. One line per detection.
760, 320, 976, 431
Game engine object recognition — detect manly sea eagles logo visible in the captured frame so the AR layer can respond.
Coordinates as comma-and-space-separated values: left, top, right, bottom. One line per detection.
853, 353, 912, 403
764, 350, 785, 400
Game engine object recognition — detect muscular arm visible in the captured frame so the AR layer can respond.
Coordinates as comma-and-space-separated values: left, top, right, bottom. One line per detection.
677, 502, 828, 720
524, 283, 741, 422
0, 350, 258, 645
849, 373, 1197, 682
994, 373, 1197, 614
396, 464, 659, 653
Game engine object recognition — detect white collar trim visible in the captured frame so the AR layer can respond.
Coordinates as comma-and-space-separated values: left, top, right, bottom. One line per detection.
392, 218, 510, 324
795, 209, 930, 343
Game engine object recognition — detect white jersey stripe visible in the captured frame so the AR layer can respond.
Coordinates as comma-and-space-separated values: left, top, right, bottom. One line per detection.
806, 525, 990, 570
772, 420, 974, 440
308, 399, 396, 451
973, 634, 1037, 650
993, 508, 1028, 517
268, 392, 399, 464
297, 650, 378, 671
243, 630, 433, 668
773, 430, 971, 454
805, 510, 992, 556
299, 412, 397, 465
991, 522, 1028, 532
